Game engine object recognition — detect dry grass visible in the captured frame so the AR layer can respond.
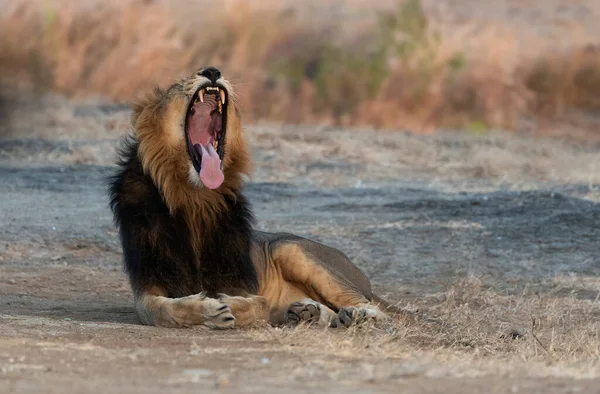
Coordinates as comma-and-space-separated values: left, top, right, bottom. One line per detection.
233, 274, 600, 379
1, 0, 600, 135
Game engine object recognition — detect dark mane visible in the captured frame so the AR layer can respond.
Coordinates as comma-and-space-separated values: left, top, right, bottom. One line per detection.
108, 136, 258, 298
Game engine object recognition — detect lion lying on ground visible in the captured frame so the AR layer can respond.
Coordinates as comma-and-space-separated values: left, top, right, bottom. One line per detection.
109, 67, 400, 329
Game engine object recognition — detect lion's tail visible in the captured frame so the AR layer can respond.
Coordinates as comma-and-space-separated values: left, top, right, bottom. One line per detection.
372, 294, 416, 320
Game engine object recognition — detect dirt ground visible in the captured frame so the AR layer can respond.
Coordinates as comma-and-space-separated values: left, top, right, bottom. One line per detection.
0, 91, 599, 393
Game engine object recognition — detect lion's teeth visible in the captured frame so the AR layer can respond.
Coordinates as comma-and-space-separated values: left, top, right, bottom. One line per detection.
199, 90, 204, 103
219, 90, 226, 105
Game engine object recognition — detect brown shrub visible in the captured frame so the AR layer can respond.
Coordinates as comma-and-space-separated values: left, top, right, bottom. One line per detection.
1, 0, 599, 134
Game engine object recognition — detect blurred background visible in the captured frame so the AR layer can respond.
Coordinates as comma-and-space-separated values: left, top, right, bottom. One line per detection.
1, 0, 599, 138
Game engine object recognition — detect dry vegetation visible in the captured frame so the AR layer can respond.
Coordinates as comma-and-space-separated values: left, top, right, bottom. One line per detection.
1, 0, 600, 134
214, 274, 600, 377
260, 277, 600, 378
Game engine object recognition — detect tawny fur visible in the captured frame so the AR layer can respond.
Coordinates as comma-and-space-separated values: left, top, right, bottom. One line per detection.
110, 68, 398, 330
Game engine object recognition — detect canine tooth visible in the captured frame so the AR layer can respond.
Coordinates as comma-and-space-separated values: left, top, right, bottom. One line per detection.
199, 89, 204, 103
219, 90, 226, 105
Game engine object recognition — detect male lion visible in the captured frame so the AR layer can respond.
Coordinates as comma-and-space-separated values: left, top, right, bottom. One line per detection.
109, 67, 398, 329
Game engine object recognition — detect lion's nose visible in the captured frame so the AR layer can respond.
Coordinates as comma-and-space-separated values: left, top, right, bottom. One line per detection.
199, 67, 221, 83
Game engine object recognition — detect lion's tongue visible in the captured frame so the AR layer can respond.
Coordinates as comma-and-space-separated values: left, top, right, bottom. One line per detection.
195, 143, 224, 189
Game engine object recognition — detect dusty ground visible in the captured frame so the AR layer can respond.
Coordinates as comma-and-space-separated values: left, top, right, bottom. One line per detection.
0, 91, 599, 393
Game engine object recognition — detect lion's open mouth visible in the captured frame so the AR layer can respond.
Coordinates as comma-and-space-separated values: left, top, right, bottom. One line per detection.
185, 85, 227, 189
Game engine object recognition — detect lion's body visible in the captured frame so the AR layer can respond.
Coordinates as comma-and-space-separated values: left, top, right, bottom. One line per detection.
109, 68, 392, 329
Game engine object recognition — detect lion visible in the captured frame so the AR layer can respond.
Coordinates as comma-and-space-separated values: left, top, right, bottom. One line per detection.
109, 67, 401, 329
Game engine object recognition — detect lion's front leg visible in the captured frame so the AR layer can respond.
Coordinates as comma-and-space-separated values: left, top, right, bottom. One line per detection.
135, 289, 235, 329
217, 294, 270, 328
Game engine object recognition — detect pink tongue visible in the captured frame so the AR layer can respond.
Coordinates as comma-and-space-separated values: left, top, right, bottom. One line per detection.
196, 143, 224, 189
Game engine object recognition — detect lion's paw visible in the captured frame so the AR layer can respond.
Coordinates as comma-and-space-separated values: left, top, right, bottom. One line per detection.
337, 305, 391, 328
201, 297, 235, 329
285, 299, 322, 326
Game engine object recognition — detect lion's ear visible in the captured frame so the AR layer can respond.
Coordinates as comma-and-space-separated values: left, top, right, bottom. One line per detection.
130, 104, 144, 129
131, 87, 166, 129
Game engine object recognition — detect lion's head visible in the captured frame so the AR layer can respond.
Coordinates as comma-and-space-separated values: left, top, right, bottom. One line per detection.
131, 67, 250, 209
